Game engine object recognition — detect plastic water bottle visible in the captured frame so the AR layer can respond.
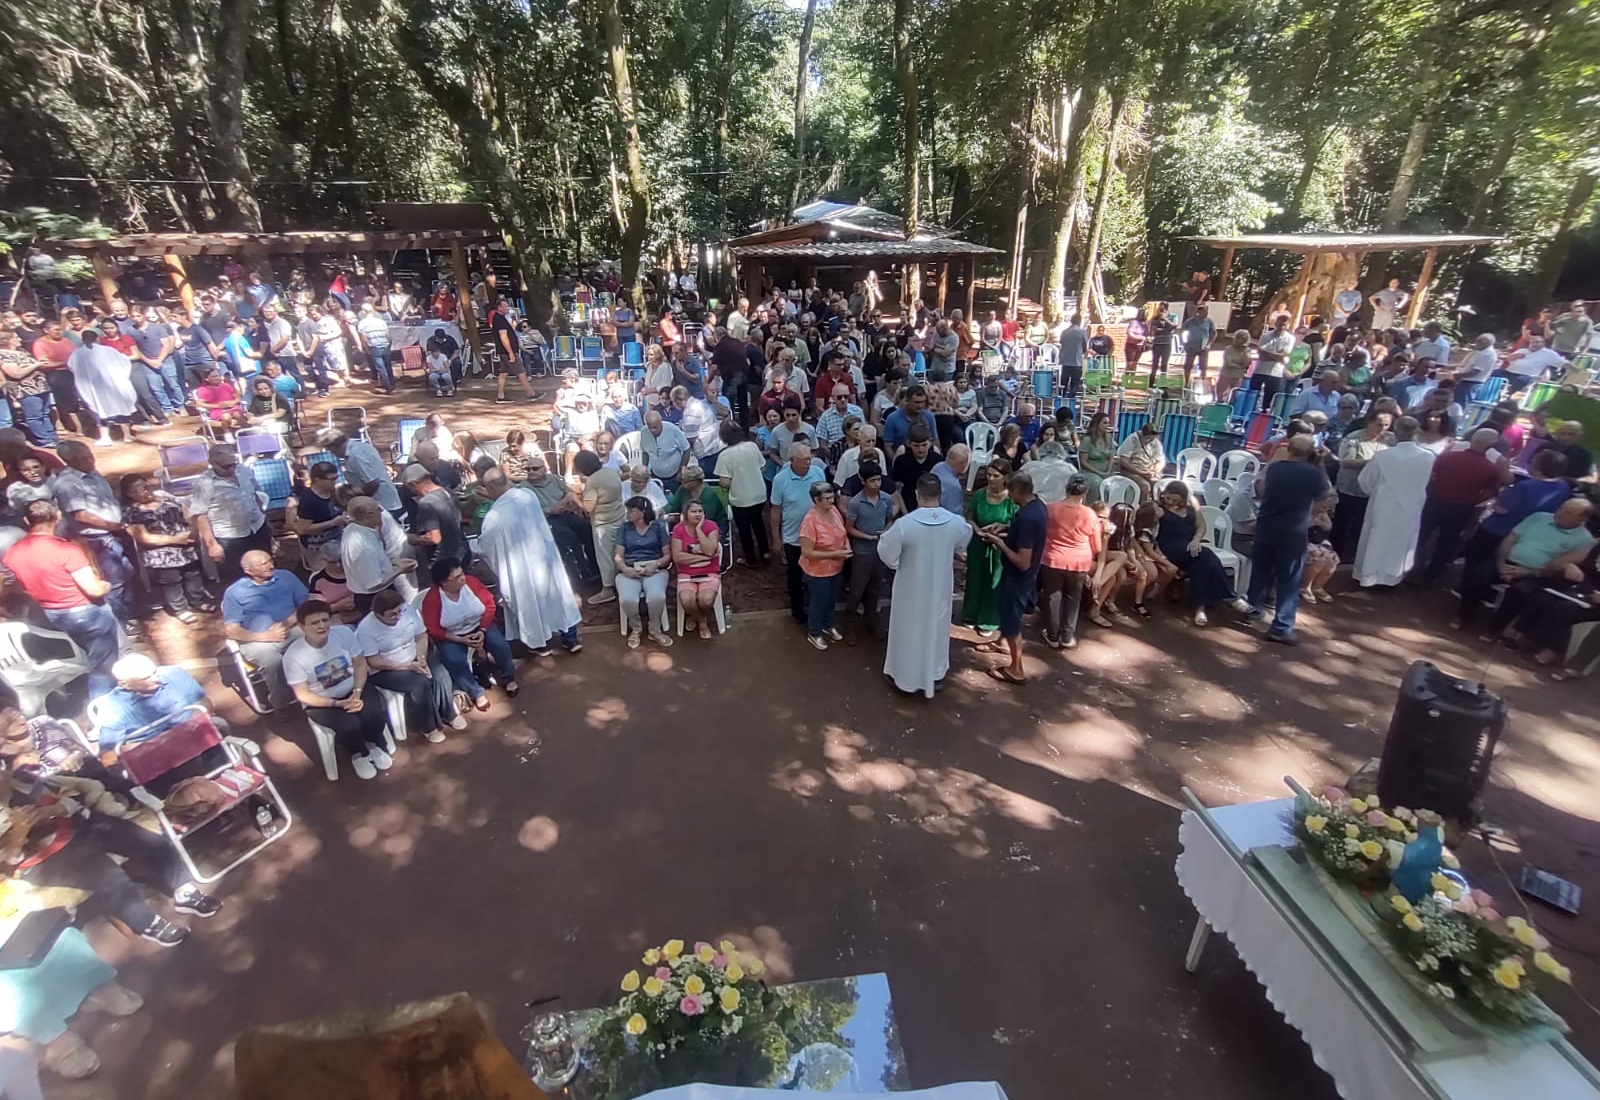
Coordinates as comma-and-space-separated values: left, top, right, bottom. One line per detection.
255, 804, 275, 835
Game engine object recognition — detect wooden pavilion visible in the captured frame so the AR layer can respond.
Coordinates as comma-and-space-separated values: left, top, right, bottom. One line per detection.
1184, 232, 1501, 332
727, 201, 1002, 315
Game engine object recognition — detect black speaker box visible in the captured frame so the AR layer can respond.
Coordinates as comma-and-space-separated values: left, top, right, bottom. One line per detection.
1376, 661, 1506, 823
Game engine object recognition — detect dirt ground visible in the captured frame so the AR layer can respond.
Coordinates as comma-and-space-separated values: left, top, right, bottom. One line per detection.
36, 367, 1600, 1098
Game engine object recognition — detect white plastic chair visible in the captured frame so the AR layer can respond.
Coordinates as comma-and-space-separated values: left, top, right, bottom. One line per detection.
618, 593, 671, 637
676, 584, 728, 636
1217, 449, 1260, 485
1175, 447, 1215, 488
965, 422, 1000, 488
306, 714, 399, 782
0, 623, 88, 718
1199, 505, 1250, 593
1201, 478, 1233, 510
1099, 475, 1139, 509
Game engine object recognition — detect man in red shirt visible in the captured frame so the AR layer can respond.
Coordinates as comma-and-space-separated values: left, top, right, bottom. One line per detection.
1, 501, 118, 694
1408, 427, 1511, 586
757, 370, 805, 421
812, 352, 858, 412
28, 320, 90, 437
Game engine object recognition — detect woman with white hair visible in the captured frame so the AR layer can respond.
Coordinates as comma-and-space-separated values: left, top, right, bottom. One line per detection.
625, 464, 668, 514
1216, 330, 1253, 400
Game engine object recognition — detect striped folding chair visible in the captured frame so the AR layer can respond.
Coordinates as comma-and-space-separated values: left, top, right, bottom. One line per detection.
249, 457, 293, 513
622, 341, 644, 369
1031, 369, 1057, 401
1229, 387, 1260, 423
1242, 411, 1273, 453
390, 418, 427, 463
1149, 395, 1182, 427
1115, 409, 1149, 443
1160, 413, 1197, 466
399, 346, 423, 377
1523, 380, 1558, 410
554, 334, 578, 373
300, 450, 343, 481
1474, 375, 1506, 406
1094, 395, 1122, 423
579, 335, 605, 377
1268, 389, 1293, 427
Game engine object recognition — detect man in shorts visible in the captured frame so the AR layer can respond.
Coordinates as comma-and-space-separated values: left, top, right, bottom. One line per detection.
492, 300, 533, 404
976, 470, 1048, 685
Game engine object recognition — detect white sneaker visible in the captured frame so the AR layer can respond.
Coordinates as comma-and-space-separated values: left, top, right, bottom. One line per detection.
448, 714, 468, 731
93, 435, 114, 448
424, 728, 446, 743
1193, 609, 1209, 627
367, 746, 393, 771
808, 634, 829, 650
351, 752, 378, 780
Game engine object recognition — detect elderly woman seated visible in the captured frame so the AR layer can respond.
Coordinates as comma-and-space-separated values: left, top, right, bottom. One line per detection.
355, 587, 465, 744
665, 465, 728, 528
625, 463, 669, 514
420, 556, 519, 711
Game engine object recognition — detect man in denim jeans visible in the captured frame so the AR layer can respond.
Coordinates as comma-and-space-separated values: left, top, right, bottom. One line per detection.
2, 502, 119, 695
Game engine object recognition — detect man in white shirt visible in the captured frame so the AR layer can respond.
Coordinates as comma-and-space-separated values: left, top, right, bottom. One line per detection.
340, 496, 417, 614
1497, 335, 1566, 393
1115, 421, 1167, 502
190, 444, 269, 585
727, 297, 751, 341
1254, 316, 1297, 402
1410, 322, 1452, 365
617, 410, 692, 492
1453, 333, 1498, 406
669, 385, 722, 474
319, 428, 403, 519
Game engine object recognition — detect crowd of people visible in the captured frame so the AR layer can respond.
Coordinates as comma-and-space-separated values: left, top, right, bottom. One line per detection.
0, 252, 1594, 1083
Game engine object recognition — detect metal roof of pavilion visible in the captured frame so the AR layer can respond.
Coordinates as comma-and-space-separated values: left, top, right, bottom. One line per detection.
730, 239, 1001, 260
729, 200, 956, 248
53, 227, 502, 257
1184, 233, 1501, 253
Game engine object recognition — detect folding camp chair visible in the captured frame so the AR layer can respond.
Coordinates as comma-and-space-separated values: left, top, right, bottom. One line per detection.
1115, 409, 1149, 443
1030, 368, 1057, 401
248, 457, 293, 511
553, 334, 579, 374
391, 417, 427, 464
324, 405, 370, 441
621, 341, 645, 369
157, 437, 211, 496
300, 449, 343, 480
1161, 421, 1200, 473
1241, 411, 1273, 453
235, 430, 284, 462
1149, 395, 1182, 427
399, 346, 424, 378
1229, 386, 1260, 424
1268, 389, 1293, 427
1474, 375, 1507, 406
116, 706, 292, 884
1196, 402, 1231, 440
580, 335, 605, 377
1460, 402, 1496, 435
1523, 380, 1558, 410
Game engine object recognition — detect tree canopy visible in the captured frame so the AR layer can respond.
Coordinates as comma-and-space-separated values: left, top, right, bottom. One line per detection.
1, 0, 1595, 324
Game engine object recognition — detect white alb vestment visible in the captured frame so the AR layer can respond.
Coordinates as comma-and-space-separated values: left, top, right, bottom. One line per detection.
66, 344, 137, 419
876, 506, 971, 698
476, 488, 581, 646
1353, 441, 1436, 586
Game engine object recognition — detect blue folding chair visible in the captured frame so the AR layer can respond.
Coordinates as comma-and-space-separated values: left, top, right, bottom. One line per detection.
1229, 387, 1260, 423
391, 418, 426, 463
248, 457, 293, 512
621, 341, 644, 369
1474, 375, 1506, 406
1115, 409, 1149, 443
554, 334, 578, 374
1269, 389, 1293, 428
157, 437, 210, 496
1160, 413, 1197, 464
580, 335, 605, 377
301, 450, 343, 480
1031, 369, 1056, 400
1461, 402, 1496, 435
1149, 396, 1182, 427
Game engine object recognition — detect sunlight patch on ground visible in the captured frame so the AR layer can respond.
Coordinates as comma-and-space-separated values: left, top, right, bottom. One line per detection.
518, 815, 561, 851
585, 697, 632, 731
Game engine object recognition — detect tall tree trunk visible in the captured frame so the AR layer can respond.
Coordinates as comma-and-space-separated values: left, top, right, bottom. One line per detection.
137, 8, 218, 226
1006, 96, 1039, 314
208, 0, 264, 228
711, 0, 741, 230
789, 0, 820, 213
1358, 60, 1444, 314
1076, 90, 1124, 323
602, 0, 652, 304
1464, 31, 1548, 230
1287, 125, 1332, 224
1529, 169, 1597, 309
1043, 87, 1094, 323
893, 0, 918, 237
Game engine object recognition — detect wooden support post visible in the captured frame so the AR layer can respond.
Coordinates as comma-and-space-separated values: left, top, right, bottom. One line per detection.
936, 262, 949, 312
1407, 247, 1438, 328
1218, 246, 1235, 301
964, 255, 976, 318
91, 250, 119, 309
1290, 250, 1315, 331
450, 241, 484, 368
164, 251, 195, 313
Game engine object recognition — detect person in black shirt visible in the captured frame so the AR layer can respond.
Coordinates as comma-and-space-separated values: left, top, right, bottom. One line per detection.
709, 328, 753, 426
978, 469, 1048, 685
889, 425, 941, 512
490, 301, 532, 404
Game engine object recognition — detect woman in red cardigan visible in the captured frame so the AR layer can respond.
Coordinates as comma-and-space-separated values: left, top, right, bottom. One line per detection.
420, 556, 519, 712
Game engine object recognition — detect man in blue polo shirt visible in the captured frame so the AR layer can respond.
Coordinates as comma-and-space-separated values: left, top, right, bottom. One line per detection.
93, 653, 231, 752
881, 385, 939, 458
221, 549, 308, 709
769, 442, 829, 622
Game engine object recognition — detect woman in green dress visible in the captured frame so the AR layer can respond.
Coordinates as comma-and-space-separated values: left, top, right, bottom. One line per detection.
1077, 411, 1115, 502
964, 458, 1018, 636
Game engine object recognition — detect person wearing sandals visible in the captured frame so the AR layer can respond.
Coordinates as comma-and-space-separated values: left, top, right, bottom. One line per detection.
976, 470, 1048, 684
615, 496, 676, 650
120, 474, 212, 625
356, 588, 465, 744
671, 499, 722, 639
799, 481, 851, 650
1153, 483, 1252, 627
1038, 475, 1102, 650
964, 459, 1017, 637
421, 556, 520, 711
1093, 501, 1151, 619
1244, 435, 1334, 646
1504, 542, 1600, 680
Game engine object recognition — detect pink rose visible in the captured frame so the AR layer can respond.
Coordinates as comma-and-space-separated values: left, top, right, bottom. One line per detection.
713, 953, 728, 967
1366, 810, 1389, 826
694, 941, 710, 953
1470, 889, 1495, 908
1453, 895, 1479, 916
1479, 908, 1502, 923
1320, 786, 1349, 803
679, 994, 704, 1016
655, 967, 672, 981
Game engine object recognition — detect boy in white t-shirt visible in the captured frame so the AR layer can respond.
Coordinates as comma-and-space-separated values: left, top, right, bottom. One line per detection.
425, 349, 456, 396
283, 599, 393, 779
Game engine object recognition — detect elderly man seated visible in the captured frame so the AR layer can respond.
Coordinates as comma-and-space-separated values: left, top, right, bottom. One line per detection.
617, 410, 692, 493
1028, 441, 1077, 503
92, 654, 230, 754
526, 452, 601, 585
222, 549, 308, 709
341, 494, 418, 615
1003, 402, 1043, 450
1115, 420, 1167, 502
1456, 497, 1597, 634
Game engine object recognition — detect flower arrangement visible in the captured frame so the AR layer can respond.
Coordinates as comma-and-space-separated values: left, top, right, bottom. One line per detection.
1293, 786, 1572, 1032
584, 938, 796, 1095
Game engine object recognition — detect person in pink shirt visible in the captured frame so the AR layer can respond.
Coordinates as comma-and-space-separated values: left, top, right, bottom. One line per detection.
670, 499, 722, 638
194, 367, 247, 433
1039, 475, 1103, 649
798, 481, 851, 650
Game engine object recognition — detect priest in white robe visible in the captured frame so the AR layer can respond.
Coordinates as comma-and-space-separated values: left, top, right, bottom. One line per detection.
1353, 416, 1436, 587
876, 473, 972, 697
66, 329, 137, 440
476, 468, 583, 654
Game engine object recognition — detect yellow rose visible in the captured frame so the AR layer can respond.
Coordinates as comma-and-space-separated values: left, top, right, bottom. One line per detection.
621, 970, 641, 992
1441, 851, 1460, 869
1493, 961, 1523, 990
1349, 798, 1367, 814
1390, 895, 1413, 915
625, 1013, 647, 1036
1505, 916, 1528, 931
725, 963, 745, 983
684, 974, 706, 995
719, 940, 736, 955
1405, 832, 1418, 843
663, 939, 684, 959
1359, 840, 1384, 861
697, 944, 717, 964
643, 976, 665, 996
1513, 924, 1539, 947
1403, 912, 1424, 932
1304, 814, 1327, 833
1386, 817, 1406, 833
1430, 873, 1451, 893
720, 986, 741, 1013
1443, 883, 1463, 901
1534, 951, 1562, 976
1345, 824, 1361, 839
747, 957, 765, 976
642, 948, 661, 966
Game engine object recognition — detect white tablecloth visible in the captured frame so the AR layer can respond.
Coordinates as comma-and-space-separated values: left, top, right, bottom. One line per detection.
1176, 799, 1600, 1100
